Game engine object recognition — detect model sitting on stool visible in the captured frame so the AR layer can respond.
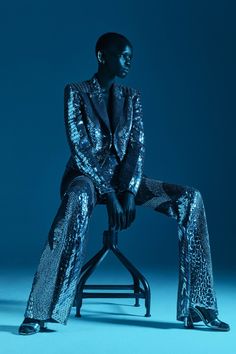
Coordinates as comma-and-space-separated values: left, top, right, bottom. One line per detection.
18, 31, 230, 335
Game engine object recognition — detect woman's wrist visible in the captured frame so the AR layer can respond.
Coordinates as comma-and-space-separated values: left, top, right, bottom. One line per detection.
124, 190, 135, 197
106, 191, 117, 200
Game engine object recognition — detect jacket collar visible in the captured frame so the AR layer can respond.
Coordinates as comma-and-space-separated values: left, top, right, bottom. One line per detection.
87, 73, 126, 134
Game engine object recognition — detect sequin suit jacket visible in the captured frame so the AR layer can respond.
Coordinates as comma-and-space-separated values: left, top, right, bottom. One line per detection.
60, 74, 145, 200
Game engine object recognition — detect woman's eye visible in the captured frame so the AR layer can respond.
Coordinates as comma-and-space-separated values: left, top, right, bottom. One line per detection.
119, 54, 131, 60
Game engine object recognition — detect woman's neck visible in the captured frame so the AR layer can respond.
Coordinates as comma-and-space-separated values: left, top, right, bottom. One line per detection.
95, 69, 115, 93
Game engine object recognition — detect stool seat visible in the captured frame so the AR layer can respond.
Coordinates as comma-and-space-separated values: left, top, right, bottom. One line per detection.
73, 226, 151, 317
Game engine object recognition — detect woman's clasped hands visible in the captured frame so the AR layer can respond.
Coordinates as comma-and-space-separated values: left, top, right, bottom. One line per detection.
106, 191, 136, 230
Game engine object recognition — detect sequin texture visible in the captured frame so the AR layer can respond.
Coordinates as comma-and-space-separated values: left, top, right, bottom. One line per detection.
135, 178, 219, 322
23, 75, 219, 325
61, 74, 145, 197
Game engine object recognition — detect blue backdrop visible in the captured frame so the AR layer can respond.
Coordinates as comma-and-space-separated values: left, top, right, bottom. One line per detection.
1, 0, 235, 273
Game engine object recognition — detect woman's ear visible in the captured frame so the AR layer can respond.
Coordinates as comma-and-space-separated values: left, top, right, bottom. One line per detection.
97, 50, 105, 64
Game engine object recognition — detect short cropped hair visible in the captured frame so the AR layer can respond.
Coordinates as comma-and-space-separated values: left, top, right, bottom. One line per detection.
95, 32, 132, 57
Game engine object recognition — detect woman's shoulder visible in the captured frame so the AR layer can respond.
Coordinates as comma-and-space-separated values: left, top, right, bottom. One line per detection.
64, 80, 90, 93
64, 77, 141, 97
117, 83, 141, 98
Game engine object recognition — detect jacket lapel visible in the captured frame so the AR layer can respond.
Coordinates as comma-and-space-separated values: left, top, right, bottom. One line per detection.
111, 83, 126, 134
87, 74, 111, 133
88, 95, 111, 133
87, 74, 126, 135
85, 74, 133, 161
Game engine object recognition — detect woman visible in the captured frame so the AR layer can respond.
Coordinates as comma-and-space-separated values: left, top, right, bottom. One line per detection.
18, 32, 230, 335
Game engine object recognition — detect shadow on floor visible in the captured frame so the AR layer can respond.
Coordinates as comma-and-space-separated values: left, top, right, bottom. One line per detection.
0, 299, 214, 335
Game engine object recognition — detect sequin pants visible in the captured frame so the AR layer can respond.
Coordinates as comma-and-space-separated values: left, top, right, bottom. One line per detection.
24, 174, 219, 325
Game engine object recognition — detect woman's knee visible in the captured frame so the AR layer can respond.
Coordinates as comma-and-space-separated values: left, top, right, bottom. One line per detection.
184, 186, 204, 210
187, 186, 202, 199
66, 176, 96, 205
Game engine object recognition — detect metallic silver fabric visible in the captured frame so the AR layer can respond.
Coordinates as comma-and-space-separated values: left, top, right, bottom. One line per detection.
61, 73, 145, 197
23, 75, 219, 325
24, 174, 219, 325
24, 176, 97, 324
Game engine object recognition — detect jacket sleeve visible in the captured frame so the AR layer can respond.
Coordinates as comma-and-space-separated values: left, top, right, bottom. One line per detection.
64, 83, 115, 196
118, 90, 145, 196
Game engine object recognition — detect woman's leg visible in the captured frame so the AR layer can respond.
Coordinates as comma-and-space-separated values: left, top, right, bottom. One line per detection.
23, 175, 97, 326
135, 175, 219, 323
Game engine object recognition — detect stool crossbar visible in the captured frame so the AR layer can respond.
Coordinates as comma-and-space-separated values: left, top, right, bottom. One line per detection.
73, 226, 151, 317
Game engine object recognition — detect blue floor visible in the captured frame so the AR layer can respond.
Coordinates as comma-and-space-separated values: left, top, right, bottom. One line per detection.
0, 267, 235, 354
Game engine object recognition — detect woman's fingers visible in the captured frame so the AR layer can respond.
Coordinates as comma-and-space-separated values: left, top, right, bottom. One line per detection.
120, 212, 124, 230
108, 211, 113, 228
115, 210, 119, 230
110, 204, 136, 230
132, 207, 136, 223
126, 206, 136, 228
108, 205, 115, 229
126, 209, 130, 228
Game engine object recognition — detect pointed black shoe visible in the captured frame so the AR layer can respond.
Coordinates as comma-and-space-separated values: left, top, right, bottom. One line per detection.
18, 318, 47, 335
184, 306, 230, 331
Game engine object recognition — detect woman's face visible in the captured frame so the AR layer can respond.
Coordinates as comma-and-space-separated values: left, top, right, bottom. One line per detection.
102, 43, 133, 78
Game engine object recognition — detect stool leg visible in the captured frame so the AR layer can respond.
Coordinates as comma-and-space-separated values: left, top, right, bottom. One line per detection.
80, 247, 107, 275
133, 277, 140, 307
73, 247, 106, 307
112, 246, 151, 317
75, 247, 109, 317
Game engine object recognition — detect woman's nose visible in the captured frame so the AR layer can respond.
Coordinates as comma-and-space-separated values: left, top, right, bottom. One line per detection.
126, 59, 131, 67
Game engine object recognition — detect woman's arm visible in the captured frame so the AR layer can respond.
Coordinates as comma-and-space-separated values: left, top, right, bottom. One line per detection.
64, 83, 115, 196
118, 90, 145, 196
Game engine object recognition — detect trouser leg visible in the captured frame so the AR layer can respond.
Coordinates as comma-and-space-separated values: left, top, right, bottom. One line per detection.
135, 175, 219, 322
24, 175, 96, 325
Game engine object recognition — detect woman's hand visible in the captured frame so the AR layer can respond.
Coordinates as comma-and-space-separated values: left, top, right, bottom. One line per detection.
106, 192, 125, 230
120, 191, 136, 229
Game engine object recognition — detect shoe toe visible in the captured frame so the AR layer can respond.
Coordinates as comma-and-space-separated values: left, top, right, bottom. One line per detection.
18, 322, 41, 335
210, 318, 230, 331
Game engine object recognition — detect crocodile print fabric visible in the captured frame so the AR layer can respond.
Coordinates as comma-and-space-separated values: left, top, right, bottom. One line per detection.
135, 176, 219, 322
24, 172, 219, 325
